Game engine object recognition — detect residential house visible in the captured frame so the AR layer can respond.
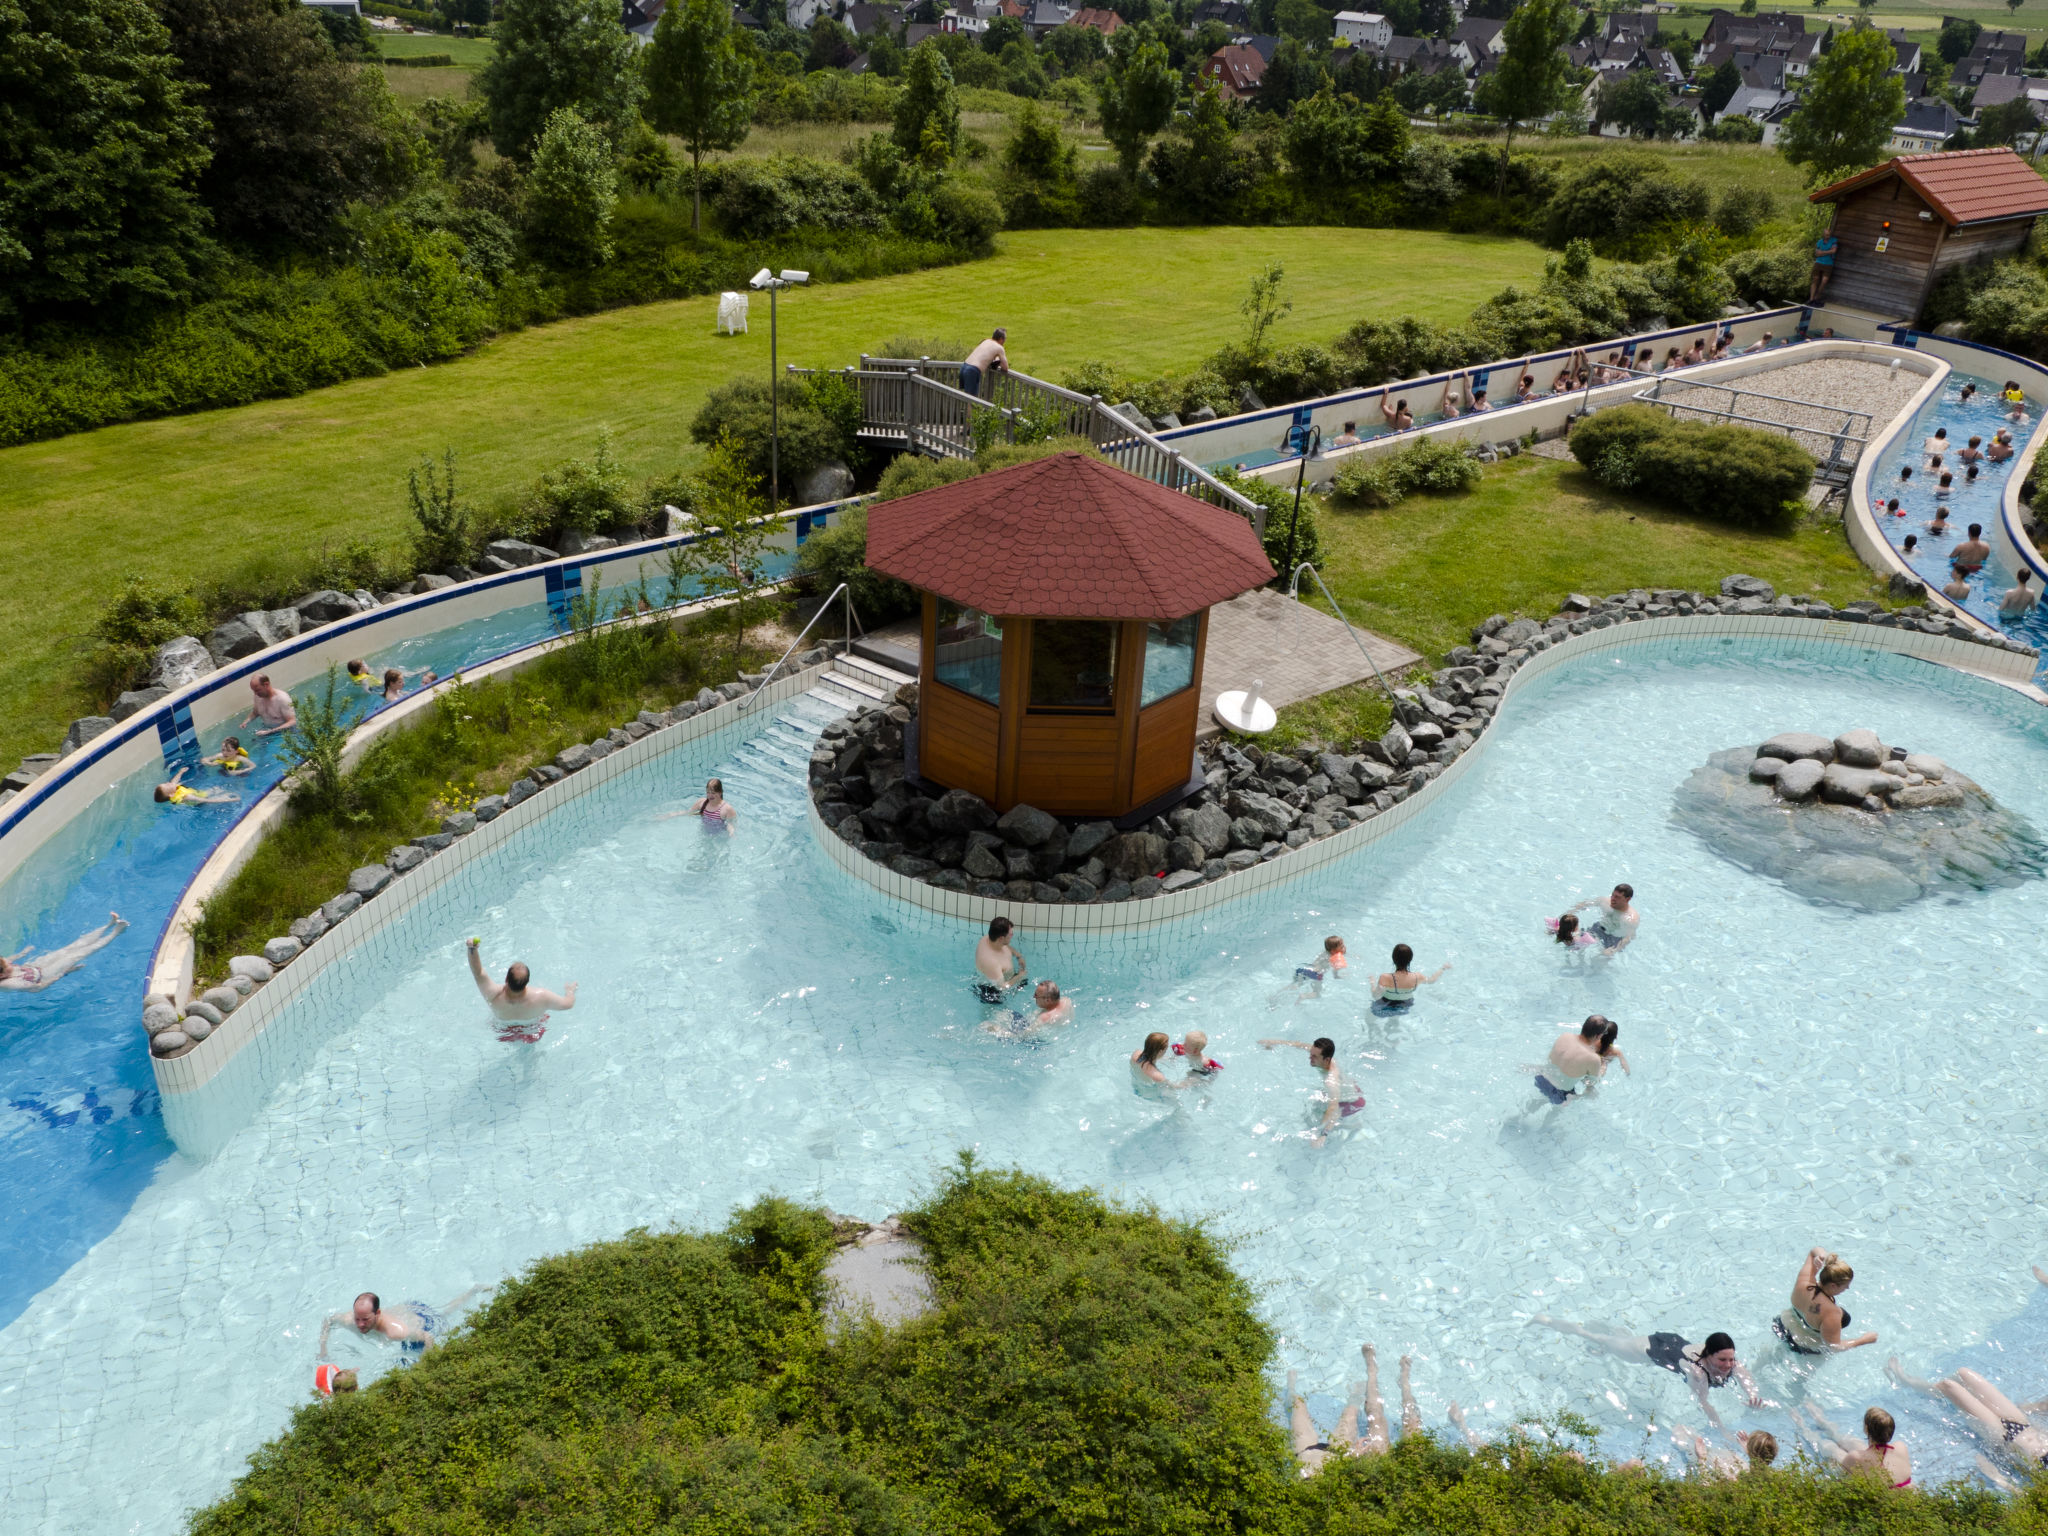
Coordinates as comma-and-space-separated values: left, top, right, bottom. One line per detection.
905, 20, 940, 44
1191, 0, 1249, 28
1024, 0, 1070, 38
1601, 11, 1655, 45
1066, 5, 1121, 33
1236, 32, 1279, 63
1695, 10, 1820, 78
1957, 29, 2028, 84
1889, 96, 1964, 151
1899, 70, 1928, 100
1972, 72, 2048, 148
1334, 9, 1392, 49
938, 5, 988, 33
621, 0, 663, 38
845, 2, 904, 35
1203, 41, 1268, 98
1379, 34, 1470, 75
1451, 14, 1504, 59
1888, 31, 1923, 75
785, 0, 828, 28
1758, 96, 1798, 146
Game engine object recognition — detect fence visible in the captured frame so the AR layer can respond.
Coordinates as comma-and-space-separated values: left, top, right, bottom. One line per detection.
1634, 372, 1873, 485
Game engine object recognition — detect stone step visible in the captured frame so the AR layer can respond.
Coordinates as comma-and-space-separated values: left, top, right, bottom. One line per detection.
820, 668, 892, 702
847, 638, 919, 683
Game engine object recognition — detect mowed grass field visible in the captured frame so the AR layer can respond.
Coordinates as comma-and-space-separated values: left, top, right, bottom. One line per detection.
0, 227, 1549, 768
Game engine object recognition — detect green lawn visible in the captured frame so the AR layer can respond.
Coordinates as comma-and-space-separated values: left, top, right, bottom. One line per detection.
0, 226, 1550, 769
1301, 455, 1888, 665
1518, 139, 1811, 206
374, 30, 495, 63
380, 62, 473, 106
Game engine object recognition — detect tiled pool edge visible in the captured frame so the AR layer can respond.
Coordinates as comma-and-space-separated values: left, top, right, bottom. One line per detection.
150, 660, 835, 1149
807, 615, 2044, 938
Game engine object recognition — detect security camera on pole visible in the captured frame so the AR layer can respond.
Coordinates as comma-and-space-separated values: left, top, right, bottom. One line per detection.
748, 268, 809, 511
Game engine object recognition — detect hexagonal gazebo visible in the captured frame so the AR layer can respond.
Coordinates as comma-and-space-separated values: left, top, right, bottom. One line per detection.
864, 452, 1275, 822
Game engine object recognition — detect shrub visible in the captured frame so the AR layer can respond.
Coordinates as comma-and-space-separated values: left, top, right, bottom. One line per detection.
1249, 343, 1343, 405
1214, 464, 1318, 574
1570, 404, 1811, 527
792, 503, 922, 623
1329, 316, 1488, 387
1926, 257, 2048, 354
707, 155, 887, 237
408, 448, 475, 570
930, 180, 1004, 252
1723, 244, 1809, 306
1702, 113, 1762, 142
526, 429, 636, 535
1541, 153, 1712, 257
689, 370, 864, 487
1075, 160, 1139, 226
1714, 184, 1775, 237
1331, 437, 1481, 508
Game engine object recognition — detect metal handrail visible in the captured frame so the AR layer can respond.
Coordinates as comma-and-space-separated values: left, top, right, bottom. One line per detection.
1089, 399, 1265, 526
1287, 562, 1393, 696
736, 581, 866, 714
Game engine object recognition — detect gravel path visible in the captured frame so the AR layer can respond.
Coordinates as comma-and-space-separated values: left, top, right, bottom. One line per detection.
1644, 357, 1925, 465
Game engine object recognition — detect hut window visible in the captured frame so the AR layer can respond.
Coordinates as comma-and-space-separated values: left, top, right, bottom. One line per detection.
1029, 620, 1118, 711
1140, 614, 1198, 706
934, 601, 1002, 705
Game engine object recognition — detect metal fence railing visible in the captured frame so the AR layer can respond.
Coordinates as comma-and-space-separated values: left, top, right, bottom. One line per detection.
1633, 373, 1873, 485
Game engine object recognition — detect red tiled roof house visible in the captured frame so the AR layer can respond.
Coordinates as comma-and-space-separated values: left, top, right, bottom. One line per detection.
1202, 42, 1267, 100
864, 452, 1274, 818
1808, 147, 2048, 320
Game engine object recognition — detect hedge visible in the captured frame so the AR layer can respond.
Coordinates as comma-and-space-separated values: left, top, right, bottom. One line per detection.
189, 1163, 2048, 1535
1569, 404, 1813, 528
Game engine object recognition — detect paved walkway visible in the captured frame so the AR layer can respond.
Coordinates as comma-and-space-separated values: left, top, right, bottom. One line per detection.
867, 587, 1420, 736
1198, 587, 1420, 737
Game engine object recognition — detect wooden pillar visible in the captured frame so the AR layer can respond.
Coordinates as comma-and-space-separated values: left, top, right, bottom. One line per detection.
995, 617, 1030, 810
1111, 619, 1147, 810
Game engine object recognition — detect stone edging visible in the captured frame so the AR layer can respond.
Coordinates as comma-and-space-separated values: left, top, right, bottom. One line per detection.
806, 596, 2041, 937
142, 649, 841, 1081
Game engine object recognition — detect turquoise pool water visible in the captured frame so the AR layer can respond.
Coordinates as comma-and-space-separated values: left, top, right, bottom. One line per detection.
2, 638, 2045, 1528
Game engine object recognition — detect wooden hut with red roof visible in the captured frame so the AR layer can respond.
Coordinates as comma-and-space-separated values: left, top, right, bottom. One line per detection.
865, 452, 1274, 820
1809, 147, 2048, 320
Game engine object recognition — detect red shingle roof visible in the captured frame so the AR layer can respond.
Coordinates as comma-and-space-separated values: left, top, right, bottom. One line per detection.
864, 452, 1275, 620
1810, 147, 2048, 227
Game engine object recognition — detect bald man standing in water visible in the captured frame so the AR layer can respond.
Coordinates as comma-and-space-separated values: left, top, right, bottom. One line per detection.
467, 938, 576, 1043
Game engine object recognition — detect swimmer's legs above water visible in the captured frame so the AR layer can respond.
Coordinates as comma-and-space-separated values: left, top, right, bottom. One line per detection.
1289, 1369, 1364, 1474
0, 913, 128, 991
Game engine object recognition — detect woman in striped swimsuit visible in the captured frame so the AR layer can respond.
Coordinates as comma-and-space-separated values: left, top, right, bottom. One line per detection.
1, 913, 128, 992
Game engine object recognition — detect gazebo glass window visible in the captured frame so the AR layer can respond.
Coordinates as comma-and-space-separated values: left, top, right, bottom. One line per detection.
1140, 614, 1198, 707
1029, 620, 1118, 712
933, 600, 1002, 705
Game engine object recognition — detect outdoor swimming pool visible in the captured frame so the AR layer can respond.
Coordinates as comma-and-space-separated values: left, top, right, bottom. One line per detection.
1869, 370, 2048, 675
0, 554, 802, 1327
1, 635, 2043, 1529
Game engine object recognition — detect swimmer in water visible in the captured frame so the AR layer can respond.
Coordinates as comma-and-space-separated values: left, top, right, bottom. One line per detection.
1130, 1031, 1181, 1100
1902, 534, 1919, 556
1546, 912, 1595, 949
1370, 943, 1449, 1012
313, 1364, 360, 1397
317, 1287, 486, 1359
1290, 1344, 1419, 1475
988, 979, 1073, 1039
1988, 430, 2015, 462
660, 777, 737, 833
345, 659, 377, 689
1526, 1016, 1615, 1109
153, 766, 236, 806
1774, 1246, 1875, 1355
972, 916, 1028, 1004
1886, 1358, 2048, 1476
1257, 1034, 1363, 1148
1173, 1028, 1222, 1082
1672, 1424, 1779, 1480
1274, 935, 1346, 1005
1568, 883, 1638, 954
1530, 1318, 1762, 1431
1788, 1404, 1912, 1488
202, 736, 254, 776
466, 938, 575, 1043
0, 912, 128, 992
381, 666, 435, 702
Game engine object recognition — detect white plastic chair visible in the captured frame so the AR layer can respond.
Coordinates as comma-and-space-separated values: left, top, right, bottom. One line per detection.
717, 291, 748, 335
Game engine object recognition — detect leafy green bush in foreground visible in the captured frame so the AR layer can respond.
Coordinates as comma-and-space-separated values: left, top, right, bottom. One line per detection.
1332, 437, 1483, 509
191, 1162, 2048, 1536
1570, 404, 1812, 528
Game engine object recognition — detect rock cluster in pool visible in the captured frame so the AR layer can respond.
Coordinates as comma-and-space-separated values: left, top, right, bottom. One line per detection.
1671, 727, 2048, 911
809, 684, 1472, 904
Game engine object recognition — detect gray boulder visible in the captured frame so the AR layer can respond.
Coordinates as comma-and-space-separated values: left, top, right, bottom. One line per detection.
506, 778, 539, 808
477, 555, 519, 574
204, 617, 269, 665
1067, 820, 1116, 860
484, 538, 557, 568
1107, 831, 1169, 881
1497, 617, 1541, 648
1819, 764, 1894, 806
1171, 801, 1234, 856
320, 892, 362, 926
149, 636, 215, 691
1227, 815, 1266, 851
996, 803, 1060, 847
1833, 729, 1886, 769
151, 1031, 192, 1057
555, 744, 594, 774
182, 998, 225, 1027
201, 985, 241, 1016
412, 832, 455, 851
1380, 722, 1412, 765
442, 810, 477, 836
473, 793, 508, 823
1227, 789, 1297, 837
798, 460, 855, 505
1161, 869, 1205, 893
1757, 732, 1834, 764
142, 1003, 181, 1036
1888, 572, 1926, 599
928, 789, 997, 835
347, 864, 393, 897
294, 590, 362, 625
61, 716, 116, 755
1748, 755, 1785, 783
412, 573, 457, 592
112, 687, 169, 721
387, 844, 428, 873
1775, 758, 1826, 801
1894, 781, 1966, 809
1783, 854, 1922, 912
557, 530, 618, 556
1166, 835, 1205, 872
963, 841, 1006, 880
696, 687, 719, 711
262, 936, 303, 966
288, 912, 330, 944
228, 955, 274, 984
1903, 753, 1946, 782
1720, 574, 1775, 600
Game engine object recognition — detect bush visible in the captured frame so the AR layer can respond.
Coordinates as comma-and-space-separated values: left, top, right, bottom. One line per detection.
1570, 404, 1811, 527
1329, 316, 1488, 387
689, 370, 864, 487
930, 180, 1004, 252
1714, 184, 1775, 238
792, 503, 922, 623
1331, 436, 1482, 508
1214, 464, 1318, 574
1541, 153, 1712, 257
706, 155, 887, 238
1076, 160, 1139, 226
1702, 113, 1763, 143
527, 428, 636, 535
1926, 257, 2048, 354
1723, 244, 1809, 306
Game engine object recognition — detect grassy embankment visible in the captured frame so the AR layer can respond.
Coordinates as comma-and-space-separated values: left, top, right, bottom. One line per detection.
0, 226, 1548, 768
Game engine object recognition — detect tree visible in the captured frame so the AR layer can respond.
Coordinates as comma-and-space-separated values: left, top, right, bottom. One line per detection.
892, 41, 959, 162
644, 0, 755, 229
1045, 22, 1106, 72
478, 0, 642, 158
1274, 0, 1327, 45
0, 0, 212, 322
868, 32, 905, 75
162, 0, 418, 249
2008, 0, 2022, 17
1937, 14, 1980, 64
1146, 79, 1249, 218
1974, 97, 2041, 148
1596, 68, 1674, 137
1778, 22, 1904, 182
1098, 31, 1176, 173
408, 449, 474, 572
525, 106, 617, 267
1392, 62, 1467, 116
1473, 0, 1577, 195
1241, 261, 1289, 362
1257, 35, 1326, 115
980, 13, 1026, 53
1281, 87, 1408, 185
1702, 58, 1741, 118
676, 432, 775, 666
805, 15, 856, 69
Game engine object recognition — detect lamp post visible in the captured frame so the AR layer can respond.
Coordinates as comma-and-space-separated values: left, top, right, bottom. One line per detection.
1283, 423, 1322, 579
748, 267, 810, 512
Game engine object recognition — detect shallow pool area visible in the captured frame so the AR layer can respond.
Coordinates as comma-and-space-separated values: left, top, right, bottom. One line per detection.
2, 634, 2045, 1528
